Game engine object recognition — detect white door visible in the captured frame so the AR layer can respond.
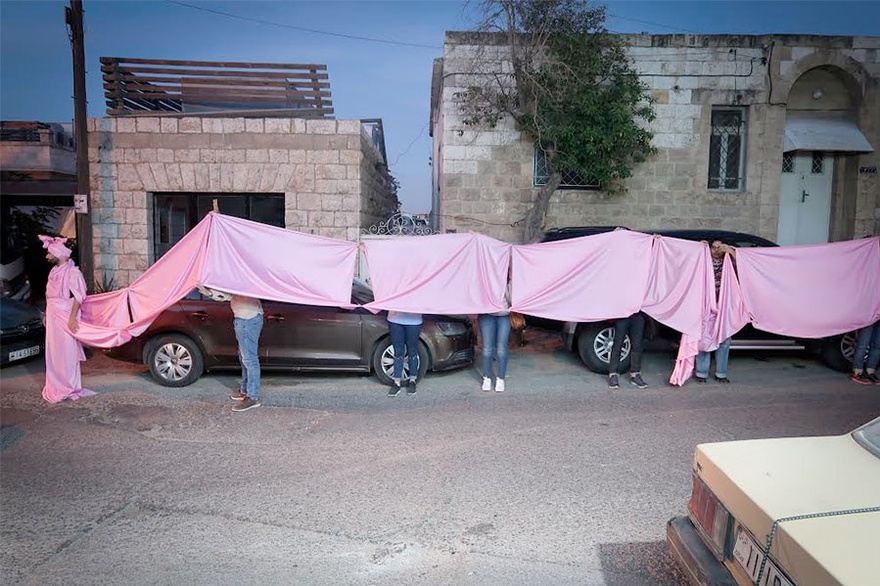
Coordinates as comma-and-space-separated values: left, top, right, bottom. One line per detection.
777, 152, 833, 245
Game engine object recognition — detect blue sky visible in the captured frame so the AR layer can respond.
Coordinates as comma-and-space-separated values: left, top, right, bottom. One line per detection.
2, 1, 879, 213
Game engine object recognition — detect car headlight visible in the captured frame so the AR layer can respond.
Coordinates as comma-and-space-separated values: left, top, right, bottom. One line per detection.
436, 321, 467, 336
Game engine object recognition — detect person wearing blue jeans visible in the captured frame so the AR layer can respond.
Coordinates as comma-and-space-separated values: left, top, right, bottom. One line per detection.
479, 313, 511, 392
387, 311, 422, 396
199, 287, 264, 411
851, 320, 880, 385
695, 240, 736, 384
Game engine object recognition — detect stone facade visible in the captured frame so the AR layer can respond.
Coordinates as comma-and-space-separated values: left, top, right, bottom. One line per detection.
431, 33, 880, 243
87, 116, 397, 286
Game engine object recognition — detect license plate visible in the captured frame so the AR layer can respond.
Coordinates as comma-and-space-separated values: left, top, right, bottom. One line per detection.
733, 527, 795, 586
9, 346, 41, 361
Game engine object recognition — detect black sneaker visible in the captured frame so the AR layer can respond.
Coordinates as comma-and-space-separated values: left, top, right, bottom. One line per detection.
608, 373, 619, 389
231, 397, 261, 412
388, 384, 402, 397
851, 372, 872, 385
865, 372, 880, 385
406, 379, 417, 395
714, 375, 731, 384
629, 373, 648, 389
695, 376, 707, 384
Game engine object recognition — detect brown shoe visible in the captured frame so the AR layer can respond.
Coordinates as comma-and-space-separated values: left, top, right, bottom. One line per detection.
230, 391, 247, 401
231, 397, 261, 412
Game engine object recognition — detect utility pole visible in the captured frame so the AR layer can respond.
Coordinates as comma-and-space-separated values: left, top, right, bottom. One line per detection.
66, 0, 94, 290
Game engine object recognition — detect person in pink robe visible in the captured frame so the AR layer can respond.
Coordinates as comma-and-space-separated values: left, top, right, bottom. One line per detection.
39, 235, 95, 403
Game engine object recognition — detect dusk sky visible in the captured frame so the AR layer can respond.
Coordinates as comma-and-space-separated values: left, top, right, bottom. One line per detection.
2, 1, 879, 213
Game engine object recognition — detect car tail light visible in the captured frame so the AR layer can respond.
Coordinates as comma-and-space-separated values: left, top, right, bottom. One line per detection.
687, 472, 731, 558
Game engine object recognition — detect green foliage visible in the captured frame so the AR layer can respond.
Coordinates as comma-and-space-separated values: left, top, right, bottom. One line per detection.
457, 0, 656, 195
93, 270, 118, 294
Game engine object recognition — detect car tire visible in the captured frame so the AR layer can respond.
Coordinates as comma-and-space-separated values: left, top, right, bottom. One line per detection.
371, 337, 430, 386
821, 330, 857, 373
146, 334, 205, 387
577, 323, 630, 374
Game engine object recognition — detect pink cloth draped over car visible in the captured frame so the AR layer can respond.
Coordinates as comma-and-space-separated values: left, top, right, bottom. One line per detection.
363, 233, 512, 314
71, 213, 358, 349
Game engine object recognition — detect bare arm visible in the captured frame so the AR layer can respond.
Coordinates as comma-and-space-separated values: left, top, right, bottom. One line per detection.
68, 299, 81, 333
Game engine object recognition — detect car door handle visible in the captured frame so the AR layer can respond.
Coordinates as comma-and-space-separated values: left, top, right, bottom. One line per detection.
801, 190, 809, 202
190, 311, 209, 320
267, 314, 285, 322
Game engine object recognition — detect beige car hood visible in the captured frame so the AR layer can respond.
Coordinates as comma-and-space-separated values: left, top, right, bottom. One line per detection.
695, 433, 880, 586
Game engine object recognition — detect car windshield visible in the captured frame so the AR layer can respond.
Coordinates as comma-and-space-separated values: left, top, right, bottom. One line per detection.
852, 417, 880, 459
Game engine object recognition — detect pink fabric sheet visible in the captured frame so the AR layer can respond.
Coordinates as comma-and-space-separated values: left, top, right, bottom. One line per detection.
363, 233, 511, 314
60, 208, 880, 394
510, 230, 652, 322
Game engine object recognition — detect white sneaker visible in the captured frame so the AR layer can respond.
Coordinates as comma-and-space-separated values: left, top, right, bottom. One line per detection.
495, 379, 505, 393
482, 377, 492, 391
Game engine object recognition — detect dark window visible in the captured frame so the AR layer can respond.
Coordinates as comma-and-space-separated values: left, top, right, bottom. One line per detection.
782, 152, 793, 173
708, 108, 746, 191
811, 152, 824, 174
153, 193, 284, 259
534, 147, 599, 189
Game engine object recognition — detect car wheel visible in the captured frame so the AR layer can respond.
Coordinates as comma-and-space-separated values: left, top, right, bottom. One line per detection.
371, 337, 430, 386
821, 330, 857, 373
146, 334, 205, 387
577, 324, 630, 375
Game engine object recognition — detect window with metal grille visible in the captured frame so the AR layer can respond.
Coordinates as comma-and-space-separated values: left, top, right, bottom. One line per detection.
811, 152, 824, 174
708, 108, 746, 190
153, 192, 284, 260
782, 153, 794, 173
534, 147, 599, 189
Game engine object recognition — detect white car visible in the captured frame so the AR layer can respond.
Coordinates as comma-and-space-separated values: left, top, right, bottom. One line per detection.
667, 417, 880, 586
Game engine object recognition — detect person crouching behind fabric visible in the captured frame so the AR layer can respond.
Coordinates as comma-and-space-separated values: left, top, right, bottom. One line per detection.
198, 286, 264, 411
386, 310, 422, 396
39, 235, 96, 403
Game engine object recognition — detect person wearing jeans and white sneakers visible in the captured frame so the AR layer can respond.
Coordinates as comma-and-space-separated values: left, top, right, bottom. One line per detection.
478, 278, 512, 393
198, 287, 264, 411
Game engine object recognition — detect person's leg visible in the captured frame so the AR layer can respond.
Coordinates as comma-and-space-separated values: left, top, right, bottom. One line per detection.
388, 322, 406, 384
852, 324, 872, 374
404, 323, 421, 382
628, 312, 646, 375
714, 337, 731, 381
478, 314, 497, 379
695, 352, 710, 380
495, 315, 511, 379
608, 317, 630, 375
865, 322, 880, 376
233, 318, 249, 395
238, 315, 263, 400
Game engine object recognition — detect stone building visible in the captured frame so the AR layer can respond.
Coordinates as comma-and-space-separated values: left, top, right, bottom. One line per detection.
86, 58, 397, 286
430, 33, 879, 244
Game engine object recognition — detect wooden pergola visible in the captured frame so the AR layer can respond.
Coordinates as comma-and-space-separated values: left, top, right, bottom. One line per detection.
101, 57, 334, 118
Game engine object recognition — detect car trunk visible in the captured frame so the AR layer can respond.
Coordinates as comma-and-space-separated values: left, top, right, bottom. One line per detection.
695, 434, 880, 586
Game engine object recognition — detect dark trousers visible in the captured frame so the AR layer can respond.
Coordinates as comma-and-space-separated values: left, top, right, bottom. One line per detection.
389, 321, 421, 381
609, 312, 645, 375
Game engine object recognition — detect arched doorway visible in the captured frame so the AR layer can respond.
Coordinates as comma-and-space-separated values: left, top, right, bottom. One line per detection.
777, 65, 873, 245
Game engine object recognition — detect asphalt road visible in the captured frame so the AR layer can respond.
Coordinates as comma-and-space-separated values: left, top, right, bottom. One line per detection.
2, 331, 878, 586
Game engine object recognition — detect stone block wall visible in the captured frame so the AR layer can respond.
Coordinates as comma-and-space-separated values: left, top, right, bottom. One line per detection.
86, 116, 396, 286
434, 33, 879, 243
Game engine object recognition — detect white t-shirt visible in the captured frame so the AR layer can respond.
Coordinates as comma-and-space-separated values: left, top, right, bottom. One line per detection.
199, 287, 263, 319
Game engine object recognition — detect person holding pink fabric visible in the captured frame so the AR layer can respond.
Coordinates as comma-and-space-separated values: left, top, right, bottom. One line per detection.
39, 235, 95, 403
695, 239, 736, 383
850, 320, 880, 385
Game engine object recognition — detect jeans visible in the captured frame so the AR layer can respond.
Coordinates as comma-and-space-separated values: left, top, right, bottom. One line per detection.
389, 322, 421, 381
479, 314, 511, 379
695, 337, 732, 379
609, 312, 645, 374
234, 314, 263, 399
853, 321, 880, 372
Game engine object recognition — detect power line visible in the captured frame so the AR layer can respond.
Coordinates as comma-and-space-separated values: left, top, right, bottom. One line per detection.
166, 1, 443, 50
606, 11, 703, 35
390, 122, 428, 167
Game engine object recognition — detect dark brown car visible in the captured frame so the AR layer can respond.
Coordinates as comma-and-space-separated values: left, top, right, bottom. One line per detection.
107, 280, 475, 387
